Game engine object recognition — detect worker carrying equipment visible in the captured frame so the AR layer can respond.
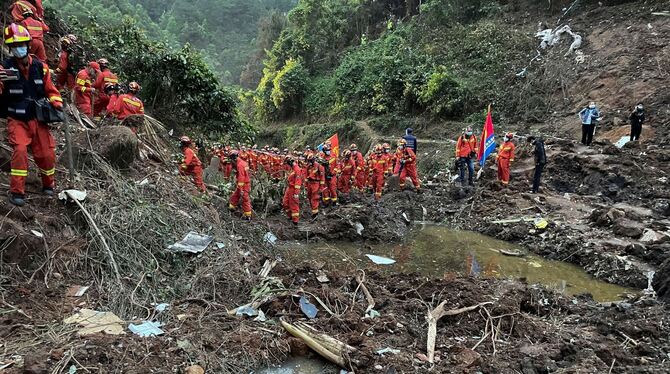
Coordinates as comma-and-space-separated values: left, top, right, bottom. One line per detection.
179, 136, 207, 193
228, 150, 253, 219
1, 23, 63, 206
496, 132, 516, 186
55, 35, 77, 90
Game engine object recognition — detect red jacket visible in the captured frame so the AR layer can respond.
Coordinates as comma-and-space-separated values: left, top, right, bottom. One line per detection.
95, 69, 119, 90
113, 93, 144, 120
20, 17, 48, 40
370, 153, 388, 174
497, 142, 515, 161
287, 163, 303, 192
339, 158, 356, 177
235, 158, 251, 191
456, 134, 478, 158
75, 68, 95, 102
306, 162, 325, 185
182, 147, 202, 169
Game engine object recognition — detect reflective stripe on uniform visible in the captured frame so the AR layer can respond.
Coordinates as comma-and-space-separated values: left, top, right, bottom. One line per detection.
50, 96, 63, 102
11, 169, 28, 177
123, 98, 141, 107
40, 168, 55, 176
291, 213, 300, 217
103, 77, 119, 83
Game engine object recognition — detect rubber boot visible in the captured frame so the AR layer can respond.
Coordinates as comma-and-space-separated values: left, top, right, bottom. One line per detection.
43, 188, 54, 197
9, 194, 26, 207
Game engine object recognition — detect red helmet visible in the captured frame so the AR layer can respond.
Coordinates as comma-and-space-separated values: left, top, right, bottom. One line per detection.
349, 143, 358, 151
180, 136, 191, 144
88, 61, 100, 71
343, 150, 351, 158
374, 144, 383, 153
128, 81, 141, 92
4, 24, 31, 45
382, 143, 390, 150
505, 132, 514, 140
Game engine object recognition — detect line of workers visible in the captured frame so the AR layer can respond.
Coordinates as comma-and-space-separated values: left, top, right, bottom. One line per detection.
178, 137, 421, 225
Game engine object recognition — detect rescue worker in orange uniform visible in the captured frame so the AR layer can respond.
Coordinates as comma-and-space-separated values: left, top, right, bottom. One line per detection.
394, 139, 421, 192
75, 61, 99, 117
112, 81, 144, 120
10, 1, 37, 22
320, 143, 339, 206
248, 145, 259, 172
496, 132, 516, 186
305, 153, 325, 218
350, 144, 365, 191
228, 150, 252, 219
55, 35, 77, 90
1, 24, 63, 206
381, 143, 393, 175
179, 136, 207, 193
282, 157, 303, 225
104, 82, 120, 113
455, 126, 479, 186
338, 150, 356, 194
19, 9, 48, 61
93, 58, 118, 117
370, 145, 389, 200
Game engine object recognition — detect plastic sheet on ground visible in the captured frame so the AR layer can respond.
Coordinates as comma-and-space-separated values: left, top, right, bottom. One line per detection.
376, 347, 401, 356
264, 232, 278, 245
365, 254, 396, 265
615, 136, 631, 148
58, 189, 87, 202
299, 295, 318, 319
63, 309, 125, 336
167, 231, 214, 253
128, 321, 164, 337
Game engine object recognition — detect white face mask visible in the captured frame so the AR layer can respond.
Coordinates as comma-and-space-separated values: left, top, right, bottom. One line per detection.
465, 131, 473, 136
12, 46, 28, 58
589, 104, 596, 109
325, 150, 331, 156
504, 137, 510, 142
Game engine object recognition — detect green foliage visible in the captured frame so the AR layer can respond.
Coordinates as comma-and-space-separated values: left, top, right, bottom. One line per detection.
270, 59, 308, 118
416, 68, 467, 117
64, 16, 247, 137
47, 0, 297, 84
420, 0, 502, 26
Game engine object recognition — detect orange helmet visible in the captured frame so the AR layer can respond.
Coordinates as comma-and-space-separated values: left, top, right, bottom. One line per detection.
505, 132, 514, 140
180, 136, 191, 144
22, 8, 34, 16
397, 139, 407, 147
128, 81, 141, 93
343, 150, 351, 158
4, 24, 31, 45
374, 144, 383, 153
382, 143, 390, 150
306, 153, 316, 161
349, 143, 358, 151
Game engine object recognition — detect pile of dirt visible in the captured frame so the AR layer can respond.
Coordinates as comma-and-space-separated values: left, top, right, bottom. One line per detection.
73, 126, 138, 170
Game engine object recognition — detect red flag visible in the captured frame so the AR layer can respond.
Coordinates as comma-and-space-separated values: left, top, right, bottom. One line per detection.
326, 134, 339, 157
477, 105, 496, 167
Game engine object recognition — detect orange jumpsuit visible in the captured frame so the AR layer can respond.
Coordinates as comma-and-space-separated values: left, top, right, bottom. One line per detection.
338, 157, 356, 193
94, 69, 119, 115
75, 68, 96, 117
1, 56, 63, 196
229, 157, 252, 217
180, 147, 206, 193
282, 163, 303, 223
370, 153, 388, 200
306, 161, 325, 215
352, 151, 365, 190
20, 17, 48, 61
496, 141, 515, 185
113, 93, 144, 120
322, 154, 339, 204
55, 48, 75, 90
395, 148, 420, 191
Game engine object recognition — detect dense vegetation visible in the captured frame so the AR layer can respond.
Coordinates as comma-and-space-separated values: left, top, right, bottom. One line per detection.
46, 0, 296, 85
251, 0, 537, 124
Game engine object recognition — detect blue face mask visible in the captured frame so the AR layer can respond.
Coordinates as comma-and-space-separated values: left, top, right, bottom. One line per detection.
12, 46, 28, 58
325, 150, 331, 155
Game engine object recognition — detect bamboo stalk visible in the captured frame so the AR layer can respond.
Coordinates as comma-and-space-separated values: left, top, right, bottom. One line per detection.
281, 320, 346, 368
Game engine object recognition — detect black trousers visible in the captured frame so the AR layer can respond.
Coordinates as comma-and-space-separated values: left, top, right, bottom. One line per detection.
630, 124, 642, 141
532, 163, 545, 193
581, 124, 595, 145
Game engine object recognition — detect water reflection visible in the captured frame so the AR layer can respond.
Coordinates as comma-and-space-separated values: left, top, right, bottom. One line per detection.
280, 225, 637, 302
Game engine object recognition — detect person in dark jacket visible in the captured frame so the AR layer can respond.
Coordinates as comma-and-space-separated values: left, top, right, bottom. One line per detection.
527, 136, 547, 194
402, 128, 417, 153
629, 103, 645, 141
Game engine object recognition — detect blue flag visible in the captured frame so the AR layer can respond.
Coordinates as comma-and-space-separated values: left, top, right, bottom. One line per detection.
478, 108, 496, 167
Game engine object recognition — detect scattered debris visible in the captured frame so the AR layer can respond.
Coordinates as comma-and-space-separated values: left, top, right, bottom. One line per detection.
355, 222, 364, 235
153, 303, 170, 313
58, 189, 87, 202
216, 242, 226, 249
534, 217, 549, 229
426, 302, 493, 363
264, 232, 278, 245
316, 273, 330, 283
498, 249, 525, 257
365, 254, 396, 265
299, 295, 318, 319
66, 285, 90, 297
235, 305, 259, 317
280, 320, 356, 368
167, 232, 214, 254
128, 321, 164, 337
30, 230, 44, 238
63, 309, 125, 336
185, 365, 205, 374
375, 347, 400, 356
615, 136, 631, 148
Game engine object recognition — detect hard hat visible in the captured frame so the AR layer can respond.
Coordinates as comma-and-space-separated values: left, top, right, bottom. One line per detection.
67, 34, 78, 43
322, 144, 331, 151
128, 81, 141, 92
230, 150, 239, 157
22, 8, 33, 16
343, 150, 351, 157
349, 143, 358, 150
306, 153, 315, 161
4, 24, 31, 45
60, 36, 72, 45
97, 58, 109, 67
382, 143, 390, 149
398, 139, 407, 146
180, 136, 191, 144
374, 144, 383, 152
88, 61, 100, 71
505, 132, 514, 140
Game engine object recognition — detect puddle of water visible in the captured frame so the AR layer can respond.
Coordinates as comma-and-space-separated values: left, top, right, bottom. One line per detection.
255, 356, 338, 374
280, 225, 637, 302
